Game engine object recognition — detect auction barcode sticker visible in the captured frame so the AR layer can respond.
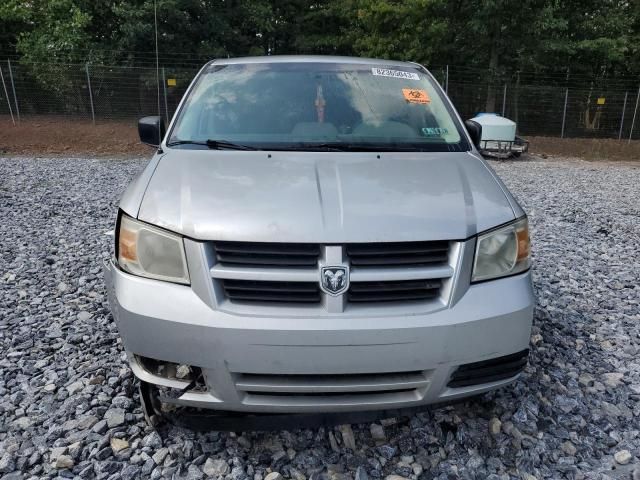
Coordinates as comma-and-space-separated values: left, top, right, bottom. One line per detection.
372, 68, 420, 80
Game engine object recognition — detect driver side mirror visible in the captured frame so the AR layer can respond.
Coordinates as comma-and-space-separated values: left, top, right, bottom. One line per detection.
138, 116, 166, 147
464, 119, 482, 149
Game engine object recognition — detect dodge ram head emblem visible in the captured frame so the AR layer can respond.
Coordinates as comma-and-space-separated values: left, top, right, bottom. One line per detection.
321, 266, 349, 296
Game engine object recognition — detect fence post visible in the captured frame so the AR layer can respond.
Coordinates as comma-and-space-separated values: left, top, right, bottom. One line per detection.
501, 83, 507, 116
561, 88, 569, 138
162, 67, 169, 122
0, 65, 15, 125
7, 60, 20, 122
514, 72, 520, 126
629, 85, 640, 144
445, 65, 449, 94
618, 91, 628, 140
85, 63, 95, 125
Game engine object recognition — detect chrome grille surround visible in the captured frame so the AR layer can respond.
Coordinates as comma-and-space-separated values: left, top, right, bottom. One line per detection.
209, 240, 464, 313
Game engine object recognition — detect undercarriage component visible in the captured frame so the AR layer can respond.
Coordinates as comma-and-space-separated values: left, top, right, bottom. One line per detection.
139, 380, 165, 429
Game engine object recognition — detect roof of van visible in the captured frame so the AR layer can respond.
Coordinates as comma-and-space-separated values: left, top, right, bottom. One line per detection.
210, 55, 422, 69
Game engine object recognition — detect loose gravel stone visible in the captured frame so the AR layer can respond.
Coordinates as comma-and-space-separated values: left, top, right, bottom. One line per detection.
561, 441, 577, 456
54, 455, 74, 469
111, 437, 130, 453
105, 408, 126, 428
488, 417, 501, 435
92, 419, 109, 433
176, 364, 192, 379
152, 447, 169, 465
141, 431, 163, 449
614, 450, 632, 465
0, 454, 15, 473
185, 464, 205, 479
339, 424, 357, 451
370, 424, 386, 442
264, 472, 283, 480
203, 457, 230, 476
603, 372, 624, 388
1, 154, 639, 479
13, 416, 32, 429
66, 380, 84, 395
121, 464, 142, 480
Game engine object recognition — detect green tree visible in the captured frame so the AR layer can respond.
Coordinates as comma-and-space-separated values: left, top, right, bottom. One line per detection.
1, 0, 638, 78
1, 0, 94, 63
335, 0, 448, 64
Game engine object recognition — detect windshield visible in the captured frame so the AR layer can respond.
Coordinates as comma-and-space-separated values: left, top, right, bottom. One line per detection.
168, 61, 468, 152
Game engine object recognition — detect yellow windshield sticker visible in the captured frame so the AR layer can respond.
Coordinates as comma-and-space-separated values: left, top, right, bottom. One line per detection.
403, 88, 430, 104
167, 78, 177, 87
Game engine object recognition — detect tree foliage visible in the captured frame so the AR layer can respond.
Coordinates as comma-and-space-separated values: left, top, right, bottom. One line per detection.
0, 0, 637, 77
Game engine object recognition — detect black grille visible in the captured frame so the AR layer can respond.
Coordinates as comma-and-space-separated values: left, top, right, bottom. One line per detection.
213, 242, 320, 267
346, 241, 449, 267
221, 279, 321, 304
348, 279, 441, 303
245, 389, 416, 398
447, 349, 529, 388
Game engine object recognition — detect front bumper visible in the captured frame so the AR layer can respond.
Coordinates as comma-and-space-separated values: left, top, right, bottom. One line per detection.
103, 257, 534, 414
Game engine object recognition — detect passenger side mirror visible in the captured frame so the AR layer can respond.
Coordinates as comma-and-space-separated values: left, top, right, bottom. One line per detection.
464, 119, 482, 149
138, 116, 166, 147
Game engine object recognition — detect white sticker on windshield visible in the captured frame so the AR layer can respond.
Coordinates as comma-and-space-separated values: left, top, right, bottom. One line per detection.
372, 68, 420, 80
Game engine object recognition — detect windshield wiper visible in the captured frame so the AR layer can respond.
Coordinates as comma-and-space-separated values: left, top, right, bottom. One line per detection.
278, 142, 427, 152
274, 142, 353, 152
166, 139, 258, 150
166, 140, 433, 152
206, 139, 258, 150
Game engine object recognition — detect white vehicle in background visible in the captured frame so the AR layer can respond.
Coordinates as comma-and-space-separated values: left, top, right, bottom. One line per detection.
471, 113, 529, 158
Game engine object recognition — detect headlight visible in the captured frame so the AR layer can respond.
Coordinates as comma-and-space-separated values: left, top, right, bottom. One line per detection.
117, 213, 190, 284
472, 217, 530, 282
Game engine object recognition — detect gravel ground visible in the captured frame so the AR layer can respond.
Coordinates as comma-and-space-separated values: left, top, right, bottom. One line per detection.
1, 155, 639, 480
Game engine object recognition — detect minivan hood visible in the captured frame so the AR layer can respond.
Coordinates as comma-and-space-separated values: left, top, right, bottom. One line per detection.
137, 150, 516, 242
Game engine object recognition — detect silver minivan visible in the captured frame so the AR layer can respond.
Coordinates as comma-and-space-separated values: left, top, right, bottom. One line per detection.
104, 56, 534, 428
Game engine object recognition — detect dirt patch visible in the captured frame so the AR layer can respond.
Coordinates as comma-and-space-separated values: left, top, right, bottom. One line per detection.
527, 136, 640, 162
0, 116, 149, 157
1, 116, 639, 161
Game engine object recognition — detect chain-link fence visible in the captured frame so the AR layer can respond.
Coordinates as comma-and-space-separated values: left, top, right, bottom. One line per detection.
432, 66, 640, 140
0, 61, 200, 124
1, 60, 639, 140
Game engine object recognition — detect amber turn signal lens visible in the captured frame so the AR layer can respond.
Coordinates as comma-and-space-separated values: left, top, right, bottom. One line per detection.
119, 228, 137, 262
516, 226, 530, 262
